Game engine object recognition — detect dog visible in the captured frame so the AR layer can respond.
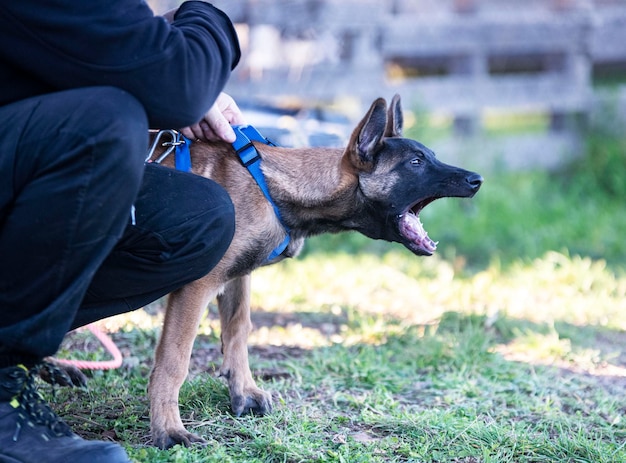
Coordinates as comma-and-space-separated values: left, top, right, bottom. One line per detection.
147, 95, 483, 449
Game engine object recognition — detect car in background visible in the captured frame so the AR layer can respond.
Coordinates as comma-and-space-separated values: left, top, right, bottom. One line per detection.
237, 100, 351, 148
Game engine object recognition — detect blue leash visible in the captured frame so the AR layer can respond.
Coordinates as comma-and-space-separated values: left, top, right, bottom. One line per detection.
231, 125, 291, 262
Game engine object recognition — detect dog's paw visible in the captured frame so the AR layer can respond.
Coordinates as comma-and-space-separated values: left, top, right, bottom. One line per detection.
152, 428, 207, 450
38, 360, 88, 388
231, 388, 273, 417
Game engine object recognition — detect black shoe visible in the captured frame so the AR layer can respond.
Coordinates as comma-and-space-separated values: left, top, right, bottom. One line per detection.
0, 364, 131, 463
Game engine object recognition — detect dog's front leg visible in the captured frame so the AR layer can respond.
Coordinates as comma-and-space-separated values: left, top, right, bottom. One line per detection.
149, 281, 215, 449
218, 274, 272, 416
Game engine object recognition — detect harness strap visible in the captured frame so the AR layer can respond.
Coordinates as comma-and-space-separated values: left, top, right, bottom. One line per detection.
231, 125, 290, 262
174, 135, 192, 172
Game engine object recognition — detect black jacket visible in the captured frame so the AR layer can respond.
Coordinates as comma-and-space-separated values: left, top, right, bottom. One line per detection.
0, 0, 241, 128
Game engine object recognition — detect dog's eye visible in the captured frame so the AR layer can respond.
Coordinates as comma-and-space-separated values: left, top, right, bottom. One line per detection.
410, 158, 422, 166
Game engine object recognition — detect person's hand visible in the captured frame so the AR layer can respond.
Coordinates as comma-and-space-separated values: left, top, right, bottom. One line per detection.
181, 93, 245, 143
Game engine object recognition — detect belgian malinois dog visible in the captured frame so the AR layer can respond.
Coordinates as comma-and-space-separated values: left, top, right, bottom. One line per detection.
147, 95, 483, 448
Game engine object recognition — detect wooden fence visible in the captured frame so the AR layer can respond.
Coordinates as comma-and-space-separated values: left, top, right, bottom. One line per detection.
149, 0, 626, 169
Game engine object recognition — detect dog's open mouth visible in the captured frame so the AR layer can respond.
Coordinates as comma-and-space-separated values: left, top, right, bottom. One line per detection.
398, 198, 438, 255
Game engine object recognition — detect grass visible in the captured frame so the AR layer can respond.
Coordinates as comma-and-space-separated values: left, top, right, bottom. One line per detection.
45, 250, 626, 462
42, 125, 626, 462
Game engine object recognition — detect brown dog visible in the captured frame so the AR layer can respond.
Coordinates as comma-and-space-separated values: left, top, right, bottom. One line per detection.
147, 95, 483, 448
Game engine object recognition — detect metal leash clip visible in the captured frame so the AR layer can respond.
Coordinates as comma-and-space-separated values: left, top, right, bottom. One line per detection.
145, 129, 186, 164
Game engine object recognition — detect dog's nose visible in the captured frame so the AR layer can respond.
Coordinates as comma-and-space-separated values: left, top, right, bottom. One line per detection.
466, 172, 483, 191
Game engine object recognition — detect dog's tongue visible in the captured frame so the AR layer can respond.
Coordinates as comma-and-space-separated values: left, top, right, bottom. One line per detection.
399, 212, 438, 253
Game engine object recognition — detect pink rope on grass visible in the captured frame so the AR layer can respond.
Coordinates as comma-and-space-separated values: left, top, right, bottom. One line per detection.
54, 323, 123, 370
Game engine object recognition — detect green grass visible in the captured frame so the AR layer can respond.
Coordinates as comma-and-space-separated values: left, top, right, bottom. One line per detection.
44, 247, 626, 462
42, 126, 626, 462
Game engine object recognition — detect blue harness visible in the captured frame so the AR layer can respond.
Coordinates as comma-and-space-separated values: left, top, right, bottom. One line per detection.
231, 125, 291, 262
148, 126, 290, 263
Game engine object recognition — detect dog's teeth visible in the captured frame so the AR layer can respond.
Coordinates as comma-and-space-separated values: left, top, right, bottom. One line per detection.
399, 209, 438, 253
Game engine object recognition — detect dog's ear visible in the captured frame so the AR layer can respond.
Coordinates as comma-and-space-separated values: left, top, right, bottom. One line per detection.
346, 97, 387, 171
384, 94, 403, 138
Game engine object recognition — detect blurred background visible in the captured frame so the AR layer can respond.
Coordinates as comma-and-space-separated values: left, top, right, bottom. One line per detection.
147, 0, 626, 270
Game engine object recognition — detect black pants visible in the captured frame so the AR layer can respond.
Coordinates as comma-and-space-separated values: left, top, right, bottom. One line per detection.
0, 87, 235, 367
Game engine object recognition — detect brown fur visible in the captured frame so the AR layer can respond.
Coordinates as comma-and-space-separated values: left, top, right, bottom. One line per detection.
147, 95, 482, 448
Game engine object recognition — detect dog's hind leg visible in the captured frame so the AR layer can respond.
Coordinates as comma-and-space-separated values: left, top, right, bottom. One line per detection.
218, 274, 272, 416
149, 280, 217, 449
